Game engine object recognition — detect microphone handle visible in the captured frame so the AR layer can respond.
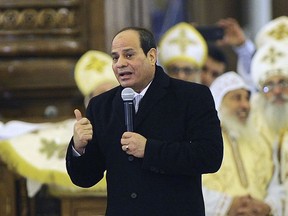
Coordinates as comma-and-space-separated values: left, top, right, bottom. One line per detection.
124, 101, 134, 131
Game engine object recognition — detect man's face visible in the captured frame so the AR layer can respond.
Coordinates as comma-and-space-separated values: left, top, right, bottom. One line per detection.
166, 60, 200, 82
200, 56, 226, 87
220, 89, 250, 124
111, 30, 156, 93
261, 75, 288, 105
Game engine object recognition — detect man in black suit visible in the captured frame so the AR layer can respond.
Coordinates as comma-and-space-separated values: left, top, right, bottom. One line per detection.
66, 26, 223, 216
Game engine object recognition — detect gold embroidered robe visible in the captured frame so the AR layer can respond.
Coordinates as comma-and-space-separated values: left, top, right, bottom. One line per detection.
203, 129, 273, 200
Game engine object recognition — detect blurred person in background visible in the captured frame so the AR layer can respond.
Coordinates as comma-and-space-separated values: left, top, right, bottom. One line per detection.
158, 22, 207, 83
200, 43, 227, 87
216, 18, 256, 90
0, 50, 118, 210
75, 50, 119, 107
203, 71, 284, 216
250, 41, 288, 214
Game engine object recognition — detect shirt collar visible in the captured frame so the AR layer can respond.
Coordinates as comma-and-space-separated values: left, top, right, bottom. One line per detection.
136, 81, 152, 97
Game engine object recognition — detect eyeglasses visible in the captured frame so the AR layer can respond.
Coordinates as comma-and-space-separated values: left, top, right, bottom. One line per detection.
167, 66, 198, 75
262, 79, 288, 93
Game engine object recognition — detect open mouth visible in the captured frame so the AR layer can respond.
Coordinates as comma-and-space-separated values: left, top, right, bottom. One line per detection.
119, 71, 133, 77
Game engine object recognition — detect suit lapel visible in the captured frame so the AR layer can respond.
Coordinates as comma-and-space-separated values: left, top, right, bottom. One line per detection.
114, 66, 170, 132
134, 67, 170, 129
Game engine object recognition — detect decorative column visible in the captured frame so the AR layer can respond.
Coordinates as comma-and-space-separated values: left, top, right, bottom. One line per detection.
246, 0, 272, 40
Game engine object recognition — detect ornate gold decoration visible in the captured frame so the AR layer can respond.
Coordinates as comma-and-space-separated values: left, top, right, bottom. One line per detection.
0, 7, 77, 31
84, 55, 110, 75
39, 138, 67, 159
268, 23, 288, 41
223, 129, 249, 188
2, 10, 19, 29
262, 46, 284, 64
168, 28, 197, 54
18, 9, 38, 28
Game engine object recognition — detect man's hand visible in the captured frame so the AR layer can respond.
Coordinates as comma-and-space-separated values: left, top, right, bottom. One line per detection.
216, 18, 246, 47
121, 132, 147, 158
228, 195, 251, 216
249, 198, 271, 216
228, 195, 271, 216
73, 109, 93, 154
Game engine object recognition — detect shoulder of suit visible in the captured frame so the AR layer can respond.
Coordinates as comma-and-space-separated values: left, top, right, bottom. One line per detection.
90, 85, 120, 103
171, 78, 209, 91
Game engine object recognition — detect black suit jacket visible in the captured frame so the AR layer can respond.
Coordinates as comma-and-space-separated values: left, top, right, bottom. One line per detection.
66, 66, 223, 216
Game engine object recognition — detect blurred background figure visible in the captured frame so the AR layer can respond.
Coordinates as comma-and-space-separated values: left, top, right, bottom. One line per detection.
203, 71, 283, 216
255, 16, 288, 49
74, 50, 119, 107
158, 18, 255, 89
0, 50, 118, 215
200, 43, 227, 87
158, 22, 207, 83
215, 18, 256, 90
216, 16, 288, 91
250, 41, 288, 214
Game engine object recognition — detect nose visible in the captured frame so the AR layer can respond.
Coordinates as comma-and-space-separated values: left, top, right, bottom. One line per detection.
240, 98, 250, 110
205, 72, 214, 86
271, 85, 284, 95
115, 56, 127, 68
177, 71, 188, 80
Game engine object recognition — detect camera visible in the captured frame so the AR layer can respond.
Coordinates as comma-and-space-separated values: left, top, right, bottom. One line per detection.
196, 26, 224, 41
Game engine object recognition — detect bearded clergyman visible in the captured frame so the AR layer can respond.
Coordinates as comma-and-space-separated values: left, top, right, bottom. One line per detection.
203, 71, 284, 216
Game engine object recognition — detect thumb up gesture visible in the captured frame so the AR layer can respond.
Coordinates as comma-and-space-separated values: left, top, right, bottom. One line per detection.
73, 109, 93, 154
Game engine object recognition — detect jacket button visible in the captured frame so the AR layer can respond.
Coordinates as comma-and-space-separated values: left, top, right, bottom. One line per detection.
130, 192, 137, 199
128, 155, 134, 161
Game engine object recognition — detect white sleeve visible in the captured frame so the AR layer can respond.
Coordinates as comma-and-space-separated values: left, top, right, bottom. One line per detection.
264, 145, 285, 216
202, 186, 233, 216
233, 40, 257, 92
72, 145, 83, 157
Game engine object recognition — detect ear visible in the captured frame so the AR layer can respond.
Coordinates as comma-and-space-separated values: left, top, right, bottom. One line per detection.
147, 48, 157, 65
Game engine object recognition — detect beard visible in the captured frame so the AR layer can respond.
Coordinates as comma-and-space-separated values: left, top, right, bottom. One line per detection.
218, 106, 254, 140
253, 93, 288, 133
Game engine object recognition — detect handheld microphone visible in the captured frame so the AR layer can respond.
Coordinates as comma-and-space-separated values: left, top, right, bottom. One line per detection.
121, 88, 135, 132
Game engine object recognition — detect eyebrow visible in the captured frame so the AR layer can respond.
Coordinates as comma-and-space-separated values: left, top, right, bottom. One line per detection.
111, 48, 135, 55
265, 79, 286, 85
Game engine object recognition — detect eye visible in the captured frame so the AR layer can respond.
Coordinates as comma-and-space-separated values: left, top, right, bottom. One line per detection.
231, 94, 241, 101
212, 72, 220, 78
202, 66, 208, 72
111, 55, 119, 62
126, 53, 133, 59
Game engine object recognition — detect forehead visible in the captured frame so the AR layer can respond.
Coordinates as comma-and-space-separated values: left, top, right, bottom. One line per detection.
224, 88, 250, 98
111, 30, 140, 52
168, 60, 196, 68
263, 75, 288, 84
206, 57, 225, 67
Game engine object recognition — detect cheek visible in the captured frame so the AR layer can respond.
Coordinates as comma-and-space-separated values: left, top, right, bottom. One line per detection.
283, 89, 288, 96
264, 93, 273, 102
224, 102, 237, 113
112, 64, 117, 71
133, 61, 147, 75
112, 70, 118, 78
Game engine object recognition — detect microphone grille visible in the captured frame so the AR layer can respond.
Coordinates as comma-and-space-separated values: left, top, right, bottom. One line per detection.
121, 88, 135, 101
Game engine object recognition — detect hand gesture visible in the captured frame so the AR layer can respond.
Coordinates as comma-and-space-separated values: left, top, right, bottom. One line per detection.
228, 195, 271, 216
73, 109, 93, 154
249, 197, 271, 216
121, 132, 147, 158
228, 195, 251, 216
216, 18, 246, 47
